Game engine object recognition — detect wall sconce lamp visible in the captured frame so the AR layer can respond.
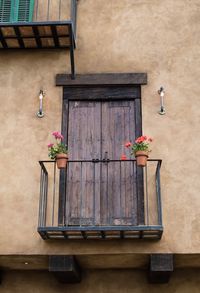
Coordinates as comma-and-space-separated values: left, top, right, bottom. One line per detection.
37, 90, 45, 118
158, 86, 166, 115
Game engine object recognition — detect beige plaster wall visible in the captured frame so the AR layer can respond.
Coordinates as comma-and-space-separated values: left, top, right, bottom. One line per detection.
1, 269, 200, 293
0, 0, 200, 256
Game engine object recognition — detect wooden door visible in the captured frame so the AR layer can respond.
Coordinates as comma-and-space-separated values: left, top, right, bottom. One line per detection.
101, 101, 137, 225
65, 99, 138, 226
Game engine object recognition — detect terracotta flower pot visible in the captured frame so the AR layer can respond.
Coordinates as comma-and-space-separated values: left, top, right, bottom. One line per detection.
135, 151, 148, 167
56, 153, 68, 169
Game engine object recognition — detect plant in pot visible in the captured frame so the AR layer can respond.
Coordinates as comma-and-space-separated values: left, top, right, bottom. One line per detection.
125, 135, 153, 167
48, 131, 68, 169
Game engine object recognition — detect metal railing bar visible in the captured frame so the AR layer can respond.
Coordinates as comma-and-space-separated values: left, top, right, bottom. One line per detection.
69, 23, 75, 79
101, 231, 106, 239
81, 231, 87, 239
119, 161, 122, 223
93, 162, 96, 225
44, 174, 48, 226
145, 164, 149, 225
120, 231, 124, 239
80, 161, 83, 226
51, 161, 56, 226
70, 0, 77, 38
156, 160, 163, 226
47, 0, 50, 21
132, 160, 135, 225
63, 164, 68, 225
40, 170, 45, 227
0, 21, 72, 27
39, 159, 161, 163
70, 0, 74, 23
38, 168, 44, 227
62, 231, 68, 239
41, 172, 48, 227
44, 173, 48, 226
59, 0, 61, 21
39, 161, 48, 175
106, 160, 110, 224
65, 165, 69, 226
35, 0, 39, 21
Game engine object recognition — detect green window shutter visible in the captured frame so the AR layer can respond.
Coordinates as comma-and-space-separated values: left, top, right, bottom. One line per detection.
0, 0, 12, 22
0, 0, 34, 22
17, 0, 35, 22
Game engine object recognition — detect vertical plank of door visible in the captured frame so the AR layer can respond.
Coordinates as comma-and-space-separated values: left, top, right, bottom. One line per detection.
135, 98, 144, 225
100, 102, 111, 224
126, 100, 137, 225
67, 101, 80, 225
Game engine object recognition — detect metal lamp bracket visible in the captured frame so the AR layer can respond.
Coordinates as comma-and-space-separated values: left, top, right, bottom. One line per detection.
158, 87, 166, 115
37, 90, 45, 118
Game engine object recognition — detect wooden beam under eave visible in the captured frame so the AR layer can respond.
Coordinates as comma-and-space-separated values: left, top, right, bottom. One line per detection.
49, 255, 81, 284
56, 73, 148, 87
148, 254, 174, 284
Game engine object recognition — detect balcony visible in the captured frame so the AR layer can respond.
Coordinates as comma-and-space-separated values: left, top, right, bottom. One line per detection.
0, 0, 77, 77
38, 159, 163, 240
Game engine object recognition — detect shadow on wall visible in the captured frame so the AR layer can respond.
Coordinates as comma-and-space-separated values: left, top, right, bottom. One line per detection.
1, 269, 200, 293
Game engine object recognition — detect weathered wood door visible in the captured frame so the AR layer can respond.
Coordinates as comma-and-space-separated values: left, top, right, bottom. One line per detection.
61, 86, 143, 227
101, 101, 137, 225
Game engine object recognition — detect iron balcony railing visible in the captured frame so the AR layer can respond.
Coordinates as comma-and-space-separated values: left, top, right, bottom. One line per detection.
38, 159, 163, 240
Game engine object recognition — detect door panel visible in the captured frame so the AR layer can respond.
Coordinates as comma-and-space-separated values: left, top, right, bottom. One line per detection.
101, 101, 137, 225
66, 101, 101, 225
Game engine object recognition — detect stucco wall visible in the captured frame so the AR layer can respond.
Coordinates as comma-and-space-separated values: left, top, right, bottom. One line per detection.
0, 0, 200, 257
1, 269, 200, 293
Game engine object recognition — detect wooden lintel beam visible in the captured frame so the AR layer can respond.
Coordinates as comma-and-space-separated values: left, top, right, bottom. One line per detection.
56, 73, 148, 86
148, 254, 174, 284
49, 255, 81, 284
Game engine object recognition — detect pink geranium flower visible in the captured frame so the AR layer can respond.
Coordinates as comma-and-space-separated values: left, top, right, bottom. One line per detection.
52, 131, 64, 140
47, 143, 54, 148
48, 131, 68, 160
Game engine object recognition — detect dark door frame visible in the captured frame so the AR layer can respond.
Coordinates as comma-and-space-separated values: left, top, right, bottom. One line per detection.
57, 73, 147, 226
